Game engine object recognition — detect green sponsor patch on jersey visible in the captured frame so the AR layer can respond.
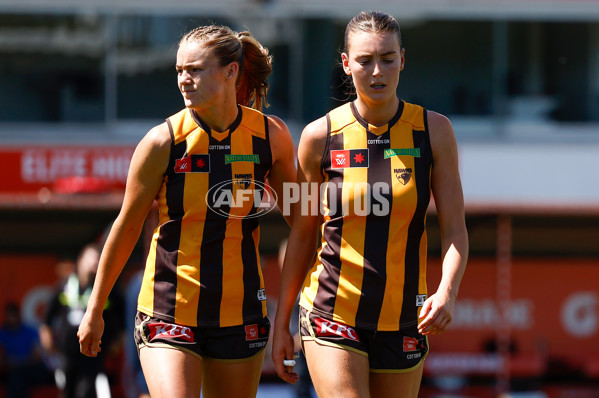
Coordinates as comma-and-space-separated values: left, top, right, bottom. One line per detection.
225, 154, 260, 164
383, 148, 421, 159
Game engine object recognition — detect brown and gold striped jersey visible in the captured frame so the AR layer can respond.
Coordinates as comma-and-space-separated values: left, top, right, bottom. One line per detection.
299, 100, 432, 331
138, 105, 272, 327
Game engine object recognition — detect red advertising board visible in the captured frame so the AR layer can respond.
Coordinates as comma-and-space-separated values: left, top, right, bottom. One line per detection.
0, 146, 134, 194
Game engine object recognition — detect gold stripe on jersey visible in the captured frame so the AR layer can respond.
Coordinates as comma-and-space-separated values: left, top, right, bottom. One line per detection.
139, 235, 157, 314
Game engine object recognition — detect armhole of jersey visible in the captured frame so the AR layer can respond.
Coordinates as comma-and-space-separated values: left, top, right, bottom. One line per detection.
320, 113, 332, 178
165, 118, 176, 177
264, 115, 273, 169
422, 108, 433, 167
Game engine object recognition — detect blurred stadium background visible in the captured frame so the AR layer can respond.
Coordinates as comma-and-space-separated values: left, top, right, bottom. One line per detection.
0, 0, 598, 397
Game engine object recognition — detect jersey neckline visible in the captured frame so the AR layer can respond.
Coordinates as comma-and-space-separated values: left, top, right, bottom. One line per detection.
350, 100, 404, 136
190, 105, 243, 142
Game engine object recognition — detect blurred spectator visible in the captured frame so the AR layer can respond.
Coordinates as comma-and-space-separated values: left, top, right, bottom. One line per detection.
39, 243, 124, 398
54, 256, 76, 284
0, 302, 50, 398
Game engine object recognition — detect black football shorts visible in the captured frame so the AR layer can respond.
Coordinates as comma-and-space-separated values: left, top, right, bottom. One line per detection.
134, 311, 270, 362
299, 306, 428, 372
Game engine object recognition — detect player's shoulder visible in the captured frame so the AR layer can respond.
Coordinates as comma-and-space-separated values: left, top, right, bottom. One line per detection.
296, 116, 328, 173
265, 114, 295, 162
130, 122, 171, 169
265, 113, 286, 130
427, 110, 452, 131
427, 111, 455, 142
426, 110, 458, 159
300, 116, 328, 147
144, 122, 172, 151
266, 114, 291, 141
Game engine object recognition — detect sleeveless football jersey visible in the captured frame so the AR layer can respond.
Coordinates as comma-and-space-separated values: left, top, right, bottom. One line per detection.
138, 105, 272, 328
299, 100, 432, 331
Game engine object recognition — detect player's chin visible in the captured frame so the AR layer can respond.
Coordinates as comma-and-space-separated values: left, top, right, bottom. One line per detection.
182, 98, 197, 108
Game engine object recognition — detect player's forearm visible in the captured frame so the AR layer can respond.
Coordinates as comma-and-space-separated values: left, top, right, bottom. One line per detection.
437, 231, 468, 299
87, 217, 143, 315
275, 226, 318, 327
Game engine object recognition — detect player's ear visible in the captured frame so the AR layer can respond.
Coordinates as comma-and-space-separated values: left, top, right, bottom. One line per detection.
400, 48, 405, 72
341, 53, 351, 76
226, 62, 239, 80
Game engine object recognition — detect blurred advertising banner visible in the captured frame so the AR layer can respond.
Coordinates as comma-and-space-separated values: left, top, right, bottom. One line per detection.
425, 258, 599, 378
0, 146, 134, 194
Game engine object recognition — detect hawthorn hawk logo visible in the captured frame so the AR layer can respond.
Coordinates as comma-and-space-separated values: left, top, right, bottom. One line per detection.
394, 168, 413, 185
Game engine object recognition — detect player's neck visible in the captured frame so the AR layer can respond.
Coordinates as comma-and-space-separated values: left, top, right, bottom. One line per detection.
353, 96, 399, 127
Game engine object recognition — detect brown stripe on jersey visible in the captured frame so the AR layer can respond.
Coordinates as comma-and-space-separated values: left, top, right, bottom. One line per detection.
313, 113, 343, 316
354, 128, 392, 327
152, 121, 187, 319
197, 130, 232, 326
240, 216, 261, 318
240, 117, 271, 320
399, 112, 432, 328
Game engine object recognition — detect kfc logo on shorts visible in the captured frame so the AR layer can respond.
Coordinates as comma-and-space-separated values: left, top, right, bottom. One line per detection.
314, 318, 359, 342
403, 336, 419, 352
148, 322, 194, 342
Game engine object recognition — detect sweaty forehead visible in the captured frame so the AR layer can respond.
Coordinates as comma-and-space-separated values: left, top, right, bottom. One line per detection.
347, 30, 400, 55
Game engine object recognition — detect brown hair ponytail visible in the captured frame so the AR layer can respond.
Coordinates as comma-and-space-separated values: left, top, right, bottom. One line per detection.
236, 31, 272, 111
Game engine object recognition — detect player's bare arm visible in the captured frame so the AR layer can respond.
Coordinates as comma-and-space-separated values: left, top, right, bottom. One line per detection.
417, 111, 468, 335
272, 116, 327, 383
78, 123, 170, 356
266, 114, 297, 227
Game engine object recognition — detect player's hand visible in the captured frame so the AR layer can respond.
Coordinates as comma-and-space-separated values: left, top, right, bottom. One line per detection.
272, 326, 299, 384
77, 309, 104, 357
417, 291, 455, 335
